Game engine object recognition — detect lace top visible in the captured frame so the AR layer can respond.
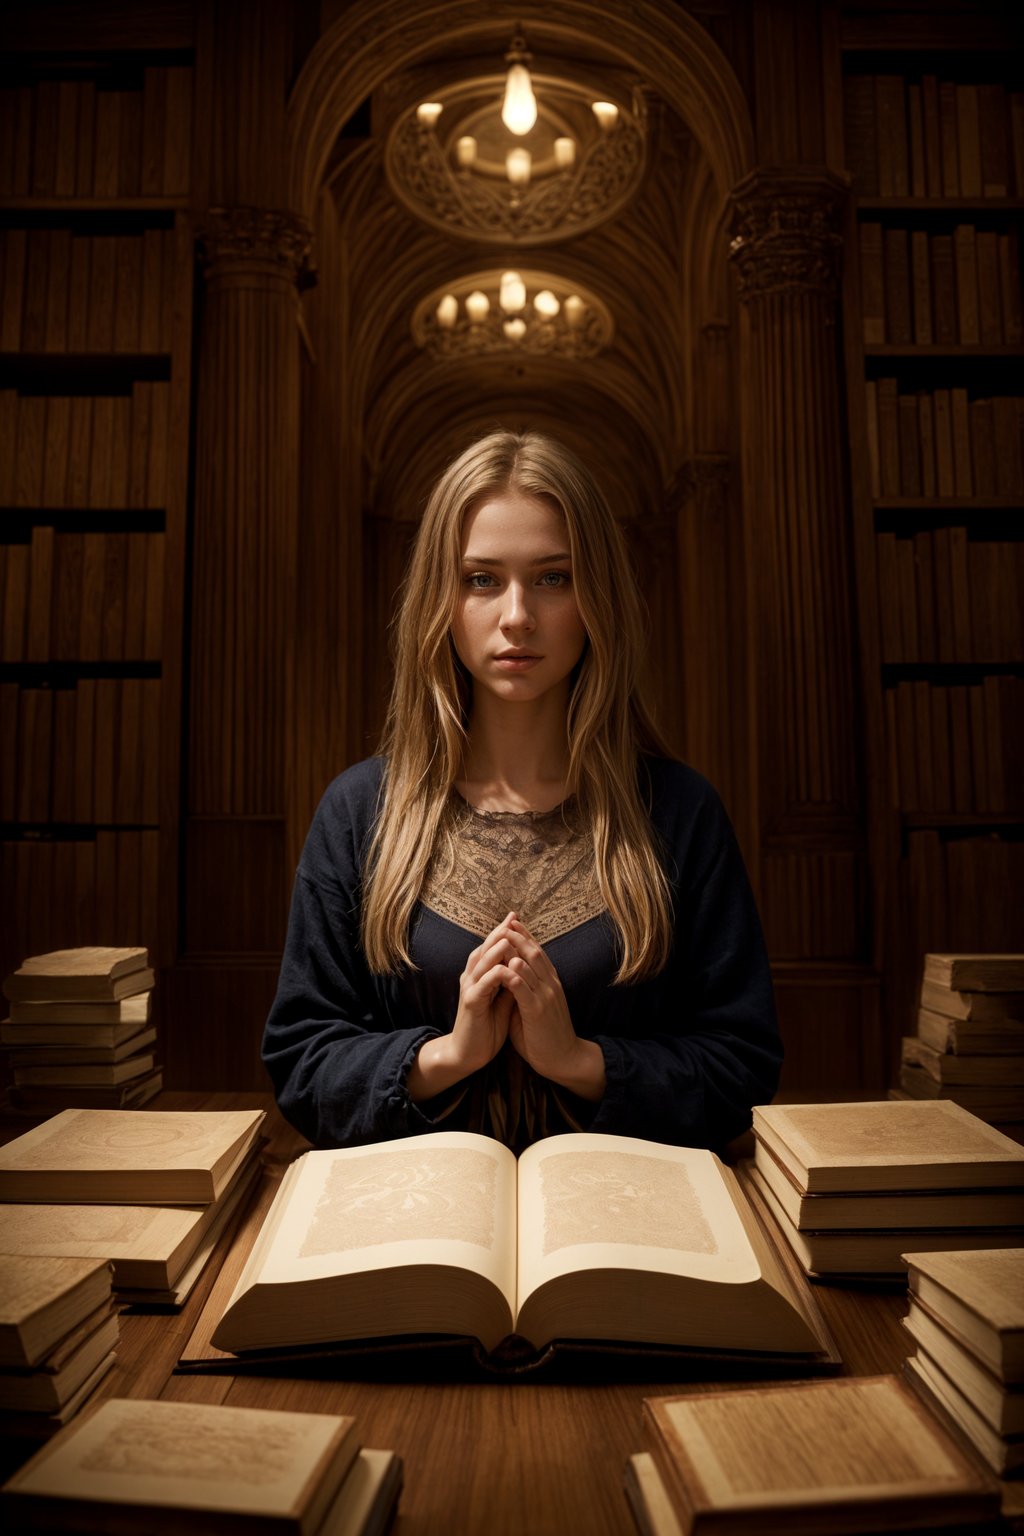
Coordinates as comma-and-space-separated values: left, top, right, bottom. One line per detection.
419, 793, 605, 943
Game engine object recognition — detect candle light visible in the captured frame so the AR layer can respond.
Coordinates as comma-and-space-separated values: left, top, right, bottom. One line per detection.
503, 318, 527, 341
435, 294, 458, 329
506, 148, 532, 188
456, 135, 477, 168
564, 294, 585, 327
465, 290, 490, 323
554, 137, 576, 170
416, 102, 443, 127
499, 271, 527, 313
591, 101, 619, 131
533, 289, 560, 319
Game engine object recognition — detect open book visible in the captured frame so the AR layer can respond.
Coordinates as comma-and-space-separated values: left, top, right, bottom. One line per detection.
211, 1132, 830, 1364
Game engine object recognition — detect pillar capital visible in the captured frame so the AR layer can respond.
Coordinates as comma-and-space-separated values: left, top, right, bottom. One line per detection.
728, 167, 847, 305
198, 205, 313, 285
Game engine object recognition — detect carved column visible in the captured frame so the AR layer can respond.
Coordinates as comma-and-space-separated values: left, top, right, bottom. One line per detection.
166, 206, 310, 1087
729, 167, 865, 959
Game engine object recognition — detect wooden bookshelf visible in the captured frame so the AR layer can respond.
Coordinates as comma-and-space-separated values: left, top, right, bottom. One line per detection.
839, 25, 1023, 1066
0, 54, 193, 983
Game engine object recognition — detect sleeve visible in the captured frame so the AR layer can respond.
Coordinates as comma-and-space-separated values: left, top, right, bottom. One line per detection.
587, 768, 783, 1150
260, 771, 448, 1148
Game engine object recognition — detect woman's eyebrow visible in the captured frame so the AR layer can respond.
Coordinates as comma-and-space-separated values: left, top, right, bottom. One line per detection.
461, 552, 572, 566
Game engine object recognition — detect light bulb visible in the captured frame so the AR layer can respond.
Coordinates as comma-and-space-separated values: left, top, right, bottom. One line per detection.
506, 147, 532, 188
465, 290, 490, 323
554, 137, 576, 169
533, 289, 560, 319
503, 318, 527, 341
591, 101, 619, 130
502, 62, 537, 134
564, 295, 585, 327
435, 294, 458, 329
455, 135, 477, 168
416, 102, 443, 127
499, 271, 527, 313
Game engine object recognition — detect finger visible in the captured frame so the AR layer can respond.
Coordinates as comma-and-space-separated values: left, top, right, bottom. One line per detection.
466, 933, 514, 981
504, 924, 555, 978
504, 955, 539, 994
463, 961, 515, 1006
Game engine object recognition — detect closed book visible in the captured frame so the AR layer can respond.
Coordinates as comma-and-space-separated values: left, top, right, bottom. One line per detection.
752, 1167, 1021, 1278
901, 1036, 1024, 1087
999, 231, 1022, 346
906, 1248, 1024, 1381
956, 84, 982, 198
843, 74, 877, 194
903, 1300, 1024, 1435
921, 76, 943, 196
975, 235, 1002, 346
877, 377, 900, 495
978, 84, 1010, 198
883, 227, 912, 344
925, 954, 1024, 993
939, 80, 960, 195
930, 236, 957, 346
969, 399, 996, 498
1, 1399, 361, 1536
3, 948, 150, 1003
13, 1052, 155, 1088
0, 1310, 119, 1414
953, 225, 980, 344
858, 223, 885, 343
905, 1351, 1024, 1477
754, 1139, 1024, 1233
911, 230, 932, 344
0, 1108, 265, 1205
641, 1376, 999, 1536
876, 75, 909, 197
898, 1066, 1024, 1117
916, 1006, 1024, 1056
9, 1068, 165, 1115
5, 1027, 157, 1066
751, 1100, 1024, 1194
898, 396, 921, 496
0, 1256, 113, 1370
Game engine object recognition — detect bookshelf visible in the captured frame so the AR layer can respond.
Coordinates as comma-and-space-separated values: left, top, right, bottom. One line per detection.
839, 30, 1024, 1048
0, 56, 193, 983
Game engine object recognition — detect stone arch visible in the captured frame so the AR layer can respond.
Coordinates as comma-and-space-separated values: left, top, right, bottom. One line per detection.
287, 0, 754, 220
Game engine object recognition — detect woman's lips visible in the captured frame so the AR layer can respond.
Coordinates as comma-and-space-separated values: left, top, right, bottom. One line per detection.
493, 654, 542, 670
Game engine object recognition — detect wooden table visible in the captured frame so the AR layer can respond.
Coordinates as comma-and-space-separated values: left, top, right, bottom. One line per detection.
4, 1092, 1023, 1534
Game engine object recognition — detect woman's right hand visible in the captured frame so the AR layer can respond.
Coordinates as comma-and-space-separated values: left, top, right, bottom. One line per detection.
406, 913, 517, 1101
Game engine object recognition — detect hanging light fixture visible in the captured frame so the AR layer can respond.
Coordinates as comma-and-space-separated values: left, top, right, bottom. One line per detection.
501, 35, 537, 135
412, 272, 614, 359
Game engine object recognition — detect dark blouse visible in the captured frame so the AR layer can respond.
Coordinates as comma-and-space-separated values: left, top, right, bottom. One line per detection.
261, 755, 782, 1152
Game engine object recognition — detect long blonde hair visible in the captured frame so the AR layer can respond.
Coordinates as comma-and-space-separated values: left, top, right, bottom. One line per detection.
361, 430, 675, 983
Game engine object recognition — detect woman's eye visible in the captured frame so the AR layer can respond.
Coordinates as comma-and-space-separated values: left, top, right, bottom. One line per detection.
466, 572, 495, 588
539, 570, 569, 587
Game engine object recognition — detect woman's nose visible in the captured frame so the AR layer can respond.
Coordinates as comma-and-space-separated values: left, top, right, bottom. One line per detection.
500, 582, 535, 631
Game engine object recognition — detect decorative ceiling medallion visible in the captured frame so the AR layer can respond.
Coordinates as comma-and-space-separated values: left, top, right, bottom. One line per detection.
412, 271, 613, 359
385, 75, 647, 245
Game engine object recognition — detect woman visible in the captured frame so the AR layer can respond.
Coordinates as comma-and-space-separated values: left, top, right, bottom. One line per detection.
262, 430, 781, 1152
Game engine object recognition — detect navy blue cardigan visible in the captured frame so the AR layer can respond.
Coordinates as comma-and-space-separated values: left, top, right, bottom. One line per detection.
262, 756, 782, 1150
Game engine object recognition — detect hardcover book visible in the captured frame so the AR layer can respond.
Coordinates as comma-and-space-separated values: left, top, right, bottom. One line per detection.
0, 1255, 113, 1369
924, 954, 1024, 993
1, 1398, 360, 1535
0, 1108, 265, 1205
3, 948, 152, 1003
206, 1131, 833, 1366
751, 1100, 1024, 1194
905, 1248, 1024, 1381
638, 1375, 1000, 1535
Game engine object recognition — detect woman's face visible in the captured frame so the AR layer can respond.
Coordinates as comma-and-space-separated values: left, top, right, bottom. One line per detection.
451, 489, 587, 708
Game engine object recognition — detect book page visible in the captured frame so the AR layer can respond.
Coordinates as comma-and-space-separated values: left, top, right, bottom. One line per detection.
246, 1131, 518, 1310
516, 1134, 761, 1306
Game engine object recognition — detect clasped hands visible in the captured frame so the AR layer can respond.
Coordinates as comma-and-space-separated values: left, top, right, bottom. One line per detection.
407, 912, 605, 1105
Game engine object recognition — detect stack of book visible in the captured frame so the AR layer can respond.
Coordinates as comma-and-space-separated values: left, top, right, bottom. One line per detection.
2, 948, 161, 1114
0, 1108, 266, 1307
896, 954, 1024, 1134
904, 1248, 1024, 1478
0, 1255, 118, 1441
750, 1099, 1024, 1280
626, 1375, 1001, 1536
1, 1397, 403, 1536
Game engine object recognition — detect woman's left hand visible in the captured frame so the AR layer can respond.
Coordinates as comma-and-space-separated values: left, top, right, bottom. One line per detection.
502, 915, 606, 1102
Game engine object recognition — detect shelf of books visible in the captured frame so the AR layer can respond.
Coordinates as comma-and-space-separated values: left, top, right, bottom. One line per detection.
0, 55, 193, 987
840, 32, 1024, 1041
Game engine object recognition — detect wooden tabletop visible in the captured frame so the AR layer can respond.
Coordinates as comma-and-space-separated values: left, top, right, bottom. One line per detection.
4, 1092, 1022, 1535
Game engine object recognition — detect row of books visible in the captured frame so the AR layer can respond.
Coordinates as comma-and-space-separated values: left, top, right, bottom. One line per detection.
0, 680, 161, 826
0, 1256, 118, 1428
844, 72, 1024, 200
898, 955, 1024, 1127
0, 227, 178, 354
860, 224, 1021, 349
749, 1092, 1024, 1282
1, 1398, 401, 1536
876, 532, 1022, 664
628, 1372, 1003, 1536
900, 841, 1024, 985
1, 530, 165, 665
866, 385, 1024, 501
0, 68, 192, 200
1, 836, 161, 987
884, 678, 1022, 815
0, 386, 172, 510
904, 1249, 1023, 1479
3, 949, 160, 1117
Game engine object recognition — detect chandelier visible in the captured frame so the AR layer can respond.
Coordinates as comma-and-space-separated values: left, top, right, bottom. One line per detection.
384, 34, 646, 244
412, 271, 613, 359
